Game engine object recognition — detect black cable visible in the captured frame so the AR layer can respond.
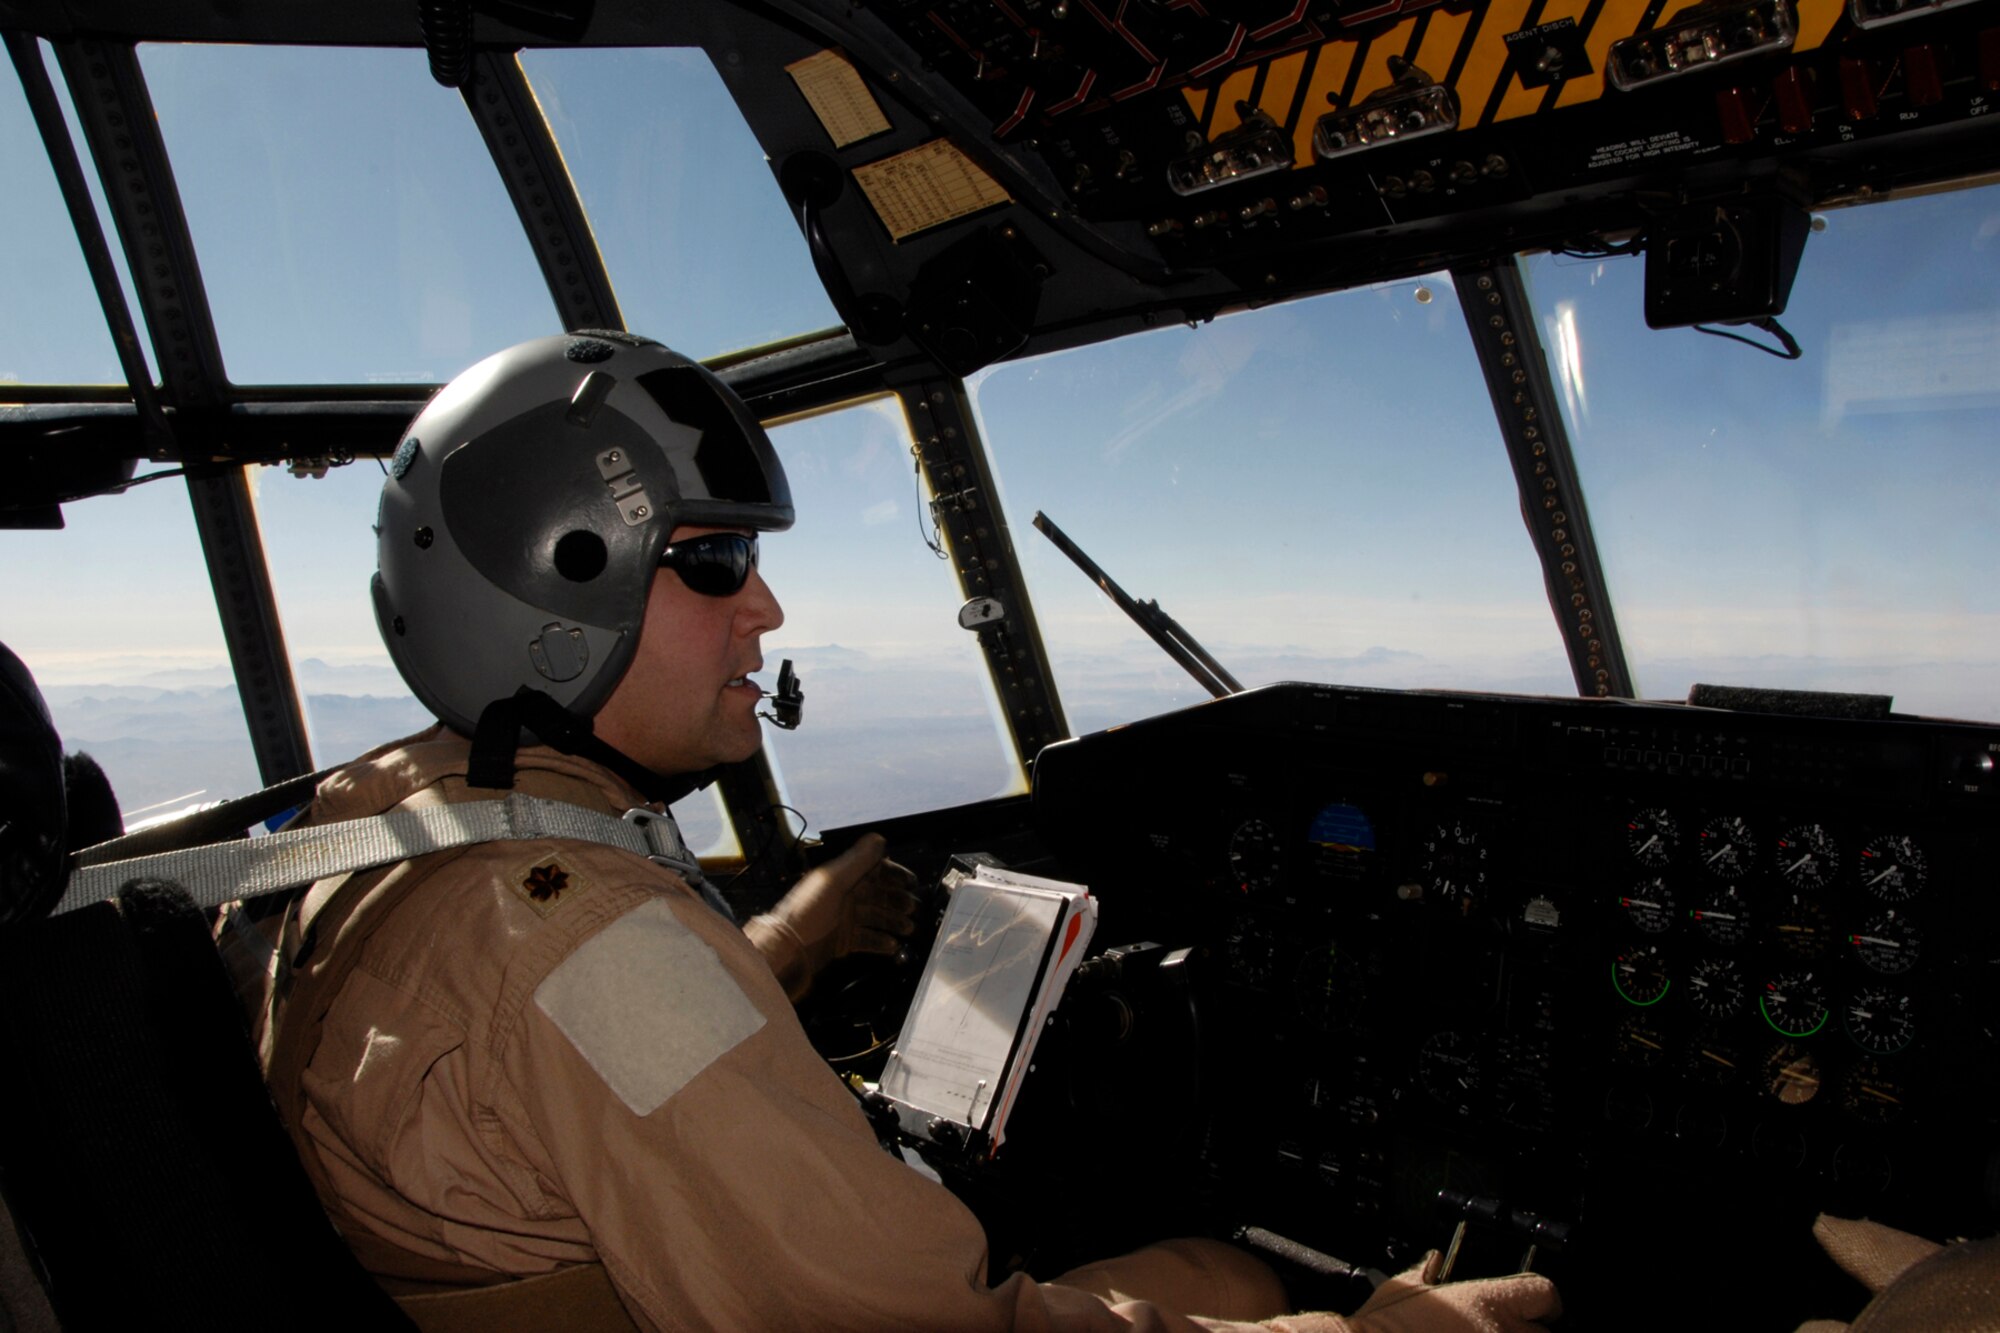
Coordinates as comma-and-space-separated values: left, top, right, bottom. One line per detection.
717, 801, 812, 896
74, 467, 189, 501
1553, 233, 1646, 260
417, 0, 474, 88
912, 444, 948, 560
1692, 316, 1802, 360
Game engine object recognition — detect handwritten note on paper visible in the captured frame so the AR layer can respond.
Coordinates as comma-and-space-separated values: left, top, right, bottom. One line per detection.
851, 140, 1012, 242
785, 50, 891, 149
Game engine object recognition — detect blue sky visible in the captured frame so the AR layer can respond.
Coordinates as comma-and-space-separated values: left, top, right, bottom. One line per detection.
6, 38, 2000, 821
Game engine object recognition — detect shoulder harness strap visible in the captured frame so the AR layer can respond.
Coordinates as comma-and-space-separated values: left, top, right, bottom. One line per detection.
54, 794, 702, 916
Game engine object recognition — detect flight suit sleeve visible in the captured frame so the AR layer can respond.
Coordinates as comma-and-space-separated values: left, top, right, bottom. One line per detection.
497, 889, 1345, 1333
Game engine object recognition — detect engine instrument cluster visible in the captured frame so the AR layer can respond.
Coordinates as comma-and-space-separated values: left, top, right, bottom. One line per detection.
1028, 683, 1999, 1329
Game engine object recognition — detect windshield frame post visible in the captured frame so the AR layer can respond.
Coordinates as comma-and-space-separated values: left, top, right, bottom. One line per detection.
6, 32, 170, 451
1450, 257, 1634, 700
891, 374, 1070, 764
459, 51, 623, 333
51, 37, 316, 784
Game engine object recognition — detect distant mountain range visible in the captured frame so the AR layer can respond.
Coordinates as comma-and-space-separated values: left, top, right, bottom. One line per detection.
36, 642, 1987, 837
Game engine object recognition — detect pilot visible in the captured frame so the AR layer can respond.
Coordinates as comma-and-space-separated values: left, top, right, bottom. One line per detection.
241, 331, 1560, 1332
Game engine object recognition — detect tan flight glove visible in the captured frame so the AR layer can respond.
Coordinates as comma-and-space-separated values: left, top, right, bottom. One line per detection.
1796, 1214, 2000, 1333
1270, 1251, 1560, 1333
744, 832, 920, 1001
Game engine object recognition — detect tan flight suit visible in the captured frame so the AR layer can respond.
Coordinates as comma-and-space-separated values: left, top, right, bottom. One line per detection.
246, 727, 1331, 1333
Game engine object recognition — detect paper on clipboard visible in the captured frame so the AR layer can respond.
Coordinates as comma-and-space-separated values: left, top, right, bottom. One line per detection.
878, 864, 1096, 1156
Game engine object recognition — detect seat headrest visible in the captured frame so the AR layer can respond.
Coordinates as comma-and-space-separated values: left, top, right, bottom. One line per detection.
0, 643, 67, 926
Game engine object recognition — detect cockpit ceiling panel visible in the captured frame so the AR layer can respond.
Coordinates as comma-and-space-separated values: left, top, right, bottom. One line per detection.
869, 0, 1857, 137
848, 0, 1999, 286
6, 0, 1998, 363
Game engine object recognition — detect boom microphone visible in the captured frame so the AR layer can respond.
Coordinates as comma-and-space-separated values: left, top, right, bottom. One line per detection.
762, 659, 803, 730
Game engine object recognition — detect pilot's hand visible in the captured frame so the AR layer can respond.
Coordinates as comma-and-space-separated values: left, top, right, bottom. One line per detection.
1337, 1251, 1560, 1333
1792, 1213, 1999, 1333
746, 833, 920, 1000
1810, 1214, 1941, 1295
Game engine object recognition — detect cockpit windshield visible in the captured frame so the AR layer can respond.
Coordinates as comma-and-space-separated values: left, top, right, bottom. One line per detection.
1526, 185, 2000, 721
970, 277, 1578, 734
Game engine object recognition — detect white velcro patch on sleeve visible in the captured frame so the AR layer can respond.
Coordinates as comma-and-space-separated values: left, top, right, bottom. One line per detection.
533, 898, 766, 1117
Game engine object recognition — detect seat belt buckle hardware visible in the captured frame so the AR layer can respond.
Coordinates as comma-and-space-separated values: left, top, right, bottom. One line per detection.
621, 808, 695, 871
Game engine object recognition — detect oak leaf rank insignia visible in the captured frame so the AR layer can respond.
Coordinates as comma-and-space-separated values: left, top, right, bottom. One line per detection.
513, 857, 589, 918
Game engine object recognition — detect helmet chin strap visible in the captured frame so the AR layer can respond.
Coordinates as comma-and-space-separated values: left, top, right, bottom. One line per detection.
468, 687, 716, 805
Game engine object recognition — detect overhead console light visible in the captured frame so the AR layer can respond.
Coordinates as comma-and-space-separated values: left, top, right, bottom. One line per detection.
1167, 107, 1294, 197
1607, 0, 1796, 91
1849, 0, 1982, 28
1313, 57, 1458, 162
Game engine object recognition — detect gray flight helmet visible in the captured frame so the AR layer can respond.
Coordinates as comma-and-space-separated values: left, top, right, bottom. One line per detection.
373, 331, 793, 737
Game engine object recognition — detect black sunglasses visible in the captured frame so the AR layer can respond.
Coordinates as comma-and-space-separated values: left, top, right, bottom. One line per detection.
660, 531, 759, 597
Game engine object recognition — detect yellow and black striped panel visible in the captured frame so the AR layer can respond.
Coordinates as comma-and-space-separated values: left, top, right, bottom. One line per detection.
1181, 0, 1846, 156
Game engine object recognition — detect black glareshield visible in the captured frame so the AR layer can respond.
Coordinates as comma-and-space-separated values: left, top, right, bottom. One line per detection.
762, 659, 803, 730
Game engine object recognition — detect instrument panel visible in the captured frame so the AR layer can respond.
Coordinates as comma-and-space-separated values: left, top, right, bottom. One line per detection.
1024, 683, 2000, 1328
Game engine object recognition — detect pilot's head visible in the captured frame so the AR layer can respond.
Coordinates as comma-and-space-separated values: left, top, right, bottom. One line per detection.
373, 331, 791, 776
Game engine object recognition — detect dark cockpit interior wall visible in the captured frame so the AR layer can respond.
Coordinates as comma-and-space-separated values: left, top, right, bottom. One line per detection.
3, 0, 1998, 1325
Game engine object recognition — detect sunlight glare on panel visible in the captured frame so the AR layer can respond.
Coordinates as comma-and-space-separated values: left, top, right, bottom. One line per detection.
1522, 183, 2000, 722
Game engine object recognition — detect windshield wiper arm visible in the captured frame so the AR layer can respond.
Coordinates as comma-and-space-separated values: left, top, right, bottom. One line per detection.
1032, 511, 1242, 699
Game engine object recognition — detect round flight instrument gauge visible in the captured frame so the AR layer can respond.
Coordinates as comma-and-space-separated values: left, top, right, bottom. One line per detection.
1614, 1014, 1667, 1068
1619, 877, 1677, 934
1759, 969, 1831, 1038
1419, 819, 1491, 911
1688, 957, 1748, 1020
1683, 1029, 1743, 1087
1772, 892, 1832, 958
1844, 986, 1917, 1054
1698, 815, 1758, 879
1842, 1059, 1908, 1124
1763, 1043, 1823, 1106
1858, 834, 1928, 902
1418, 1030, 1482, 1118
1775, 823, 1841, 891
1849, 910, 1921, 976
1493, 1034, 1556, 1132
1228, 818, 1283, 897
1613, 945, 1671, 1006
1223, 921, 1282, 987
1691, 884, 1753, 947
1293, 944, 1363, 1032
1625, 807, 1681, 868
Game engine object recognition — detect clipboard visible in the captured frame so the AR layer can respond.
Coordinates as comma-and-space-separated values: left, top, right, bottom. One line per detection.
877, 863, 1096, 1159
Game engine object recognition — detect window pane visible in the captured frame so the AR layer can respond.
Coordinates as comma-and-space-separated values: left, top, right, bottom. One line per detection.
250, 462, 429, 765
521, 48, 841, 358
139, 44, 555, 385
760, 399, 1024, 831
1523, 185, 2000, 721
1, 44, 131, 385
0, 480, 259, 820
969, 281, 1575, 735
